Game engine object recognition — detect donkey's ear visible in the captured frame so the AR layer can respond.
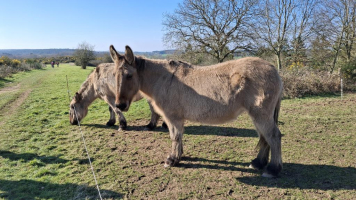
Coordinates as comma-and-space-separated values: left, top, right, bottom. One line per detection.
109, 45, 121, 63
75, 92, 82, 102
125, 45, 135, 65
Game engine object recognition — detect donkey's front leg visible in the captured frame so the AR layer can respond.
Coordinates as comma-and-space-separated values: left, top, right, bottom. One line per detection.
164, 120, 184, 167
106, 106, 116, 126
116, 109, 127, 131
106, 98, 127, 131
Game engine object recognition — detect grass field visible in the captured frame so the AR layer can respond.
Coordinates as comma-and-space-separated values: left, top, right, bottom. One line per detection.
0, 64, 355, 199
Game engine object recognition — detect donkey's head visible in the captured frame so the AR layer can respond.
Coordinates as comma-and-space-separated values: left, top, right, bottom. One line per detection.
69, 92, 88, 125
110, 45, 140, 111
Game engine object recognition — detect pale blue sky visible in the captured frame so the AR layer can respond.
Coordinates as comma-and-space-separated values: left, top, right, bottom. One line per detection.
0, 0, 182, 51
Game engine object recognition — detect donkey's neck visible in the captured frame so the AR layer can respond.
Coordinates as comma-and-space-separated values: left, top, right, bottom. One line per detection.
77, 77, 98, 108
138, 58, 171, 98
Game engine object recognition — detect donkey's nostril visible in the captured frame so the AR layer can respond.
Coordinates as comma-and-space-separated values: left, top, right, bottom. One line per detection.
71, 119, 78, 125
117, 103, 127, 111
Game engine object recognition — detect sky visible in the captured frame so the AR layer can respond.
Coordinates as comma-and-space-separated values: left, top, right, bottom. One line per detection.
0, 0, 182, 52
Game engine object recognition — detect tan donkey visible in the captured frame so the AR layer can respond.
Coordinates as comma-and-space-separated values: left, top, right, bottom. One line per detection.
110, 45, 283, 177
69, 63, 165, 131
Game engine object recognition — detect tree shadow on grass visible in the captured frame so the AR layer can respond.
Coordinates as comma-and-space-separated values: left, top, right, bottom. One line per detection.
0, 179, 122, 200
237, 163, 356, 190
185, 125, 258, 137
0, 150, 68, 164
0, 150, 96, 166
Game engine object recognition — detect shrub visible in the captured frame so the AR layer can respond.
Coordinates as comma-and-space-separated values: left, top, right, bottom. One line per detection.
280, 68, 341, 98
0, 56, 12, 66
0, 58, 45, 78
11, 59, 21, 67
340, 60, 356, 81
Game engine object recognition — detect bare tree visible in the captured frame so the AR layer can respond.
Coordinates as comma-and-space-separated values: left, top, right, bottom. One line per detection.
254, 0, 296, 71
163, 0, 259, 63
341, 0, 356, 62
290, 0, 318, 66
73, 41, 95, 69
315, 0, 356, 73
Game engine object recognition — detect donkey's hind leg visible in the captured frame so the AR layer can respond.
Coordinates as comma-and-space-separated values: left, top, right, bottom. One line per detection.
250, 135, 270, 170
145, 100, 167, 130
106, 106, 116, 126
145, 100, 160, 130
252, 118, 282, 177
164, 119, 184, 167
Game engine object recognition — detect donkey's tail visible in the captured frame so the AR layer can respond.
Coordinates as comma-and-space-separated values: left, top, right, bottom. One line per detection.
274, 96, 281, 126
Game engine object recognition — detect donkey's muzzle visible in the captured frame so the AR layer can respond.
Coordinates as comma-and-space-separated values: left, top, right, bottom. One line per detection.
116, 103, 127, 111
70, 119, 78, 125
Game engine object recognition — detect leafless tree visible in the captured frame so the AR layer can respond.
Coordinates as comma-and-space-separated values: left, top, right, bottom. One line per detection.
73, 41, 95, 69
254, 0, 297, 71
290, 0, 319, 66
341, 0, 356, 62
315, 0, 356, 73
163, 0, 259, 63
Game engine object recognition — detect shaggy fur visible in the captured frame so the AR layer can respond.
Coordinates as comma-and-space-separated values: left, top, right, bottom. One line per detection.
110, 45, 283, 177
69, 63, 162, 130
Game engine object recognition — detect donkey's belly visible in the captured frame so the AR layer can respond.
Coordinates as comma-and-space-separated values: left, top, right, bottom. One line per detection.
186, 105, 246, 125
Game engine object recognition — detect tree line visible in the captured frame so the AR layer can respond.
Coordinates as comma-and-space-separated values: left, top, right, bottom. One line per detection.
163, 0, 356, 79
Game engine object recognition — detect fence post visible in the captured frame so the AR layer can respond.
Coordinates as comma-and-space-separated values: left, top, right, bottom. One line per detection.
338, 68, 343, 99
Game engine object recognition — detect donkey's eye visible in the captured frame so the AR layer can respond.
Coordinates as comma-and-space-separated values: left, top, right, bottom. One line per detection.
126, 74, 133, 80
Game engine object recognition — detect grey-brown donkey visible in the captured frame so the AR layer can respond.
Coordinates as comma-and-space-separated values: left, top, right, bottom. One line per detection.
110, 45, 283, 177
69, 63, 165, 131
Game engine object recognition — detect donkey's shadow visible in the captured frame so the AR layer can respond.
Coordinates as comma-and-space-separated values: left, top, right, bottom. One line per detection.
185, 125, 257, 137
81, 123, 167, 132
82, 123, 258, 138
179, 157, 356, 190
179, 156, 255, 173
237, 162, 356, 190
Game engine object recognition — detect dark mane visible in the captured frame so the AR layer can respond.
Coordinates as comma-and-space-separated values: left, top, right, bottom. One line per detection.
135, 56, 146, 72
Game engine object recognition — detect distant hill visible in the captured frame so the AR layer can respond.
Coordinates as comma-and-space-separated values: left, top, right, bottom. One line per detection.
0, 49, 177, 59
0, 49, 77, 58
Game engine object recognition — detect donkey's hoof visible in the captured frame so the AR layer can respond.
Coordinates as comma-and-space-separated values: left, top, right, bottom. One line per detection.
164, 155, 178, 167
262, 172, 277, 178
250, 158, 267, 170
263, 164, 282, 178
106, 120, 115, 126
144, 123, 156, 131
119, 120, 127, 129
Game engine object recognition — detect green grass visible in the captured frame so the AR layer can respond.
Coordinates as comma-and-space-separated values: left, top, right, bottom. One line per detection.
0, 64, 355, 199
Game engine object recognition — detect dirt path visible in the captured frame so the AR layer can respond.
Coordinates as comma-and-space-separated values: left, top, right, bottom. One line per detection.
0, 83, 21, 95
0, 85, 32, 126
